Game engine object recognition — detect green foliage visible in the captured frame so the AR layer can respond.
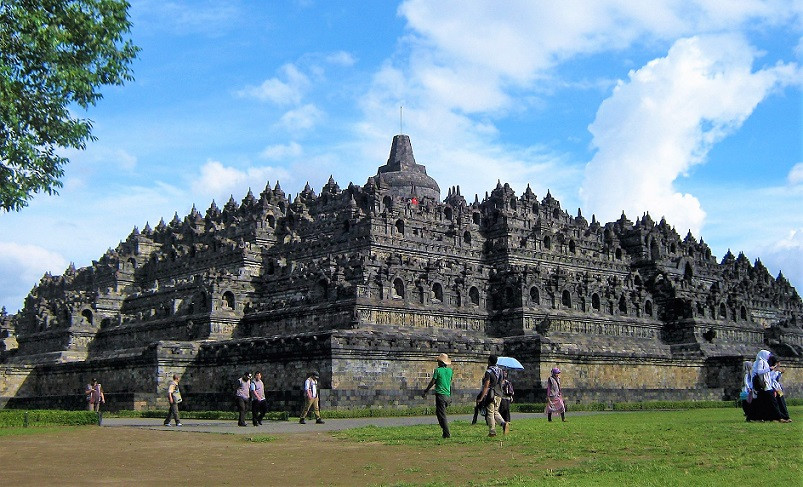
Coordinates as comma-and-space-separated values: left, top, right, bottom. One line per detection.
336, 407, 803, 485
786, 397, 803, 406
0, 0, 139, 211
611, 400, 732, 411
0, 409, 97, 427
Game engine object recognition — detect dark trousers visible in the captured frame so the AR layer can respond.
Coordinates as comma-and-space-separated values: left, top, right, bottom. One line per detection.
435, 393, 450, 438
252, 399, 267, 425
164, 402, 180, 425
755, 389, 783, 421
499, 398, 511, 423
777, 394, 790, 420
236, 397, 249, 425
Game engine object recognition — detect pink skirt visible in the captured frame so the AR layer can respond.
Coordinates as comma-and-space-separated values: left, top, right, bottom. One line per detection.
545, 395, 565, 414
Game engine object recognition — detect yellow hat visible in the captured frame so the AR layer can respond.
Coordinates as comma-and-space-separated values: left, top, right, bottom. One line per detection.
437, 353, 452, 365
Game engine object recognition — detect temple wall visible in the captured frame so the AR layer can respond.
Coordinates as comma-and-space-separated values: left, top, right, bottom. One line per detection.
3, 328, 802, 411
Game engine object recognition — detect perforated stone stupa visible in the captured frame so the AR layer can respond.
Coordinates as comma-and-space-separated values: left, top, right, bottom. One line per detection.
1, 135, 801, 411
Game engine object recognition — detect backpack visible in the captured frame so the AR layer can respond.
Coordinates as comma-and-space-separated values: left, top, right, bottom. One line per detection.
487, 365, 504, 397
502, 378, 514, 398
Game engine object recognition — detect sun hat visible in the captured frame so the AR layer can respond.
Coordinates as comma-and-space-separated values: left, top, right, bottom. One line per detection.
552, 367, 561, 375
437, 353, 452, 365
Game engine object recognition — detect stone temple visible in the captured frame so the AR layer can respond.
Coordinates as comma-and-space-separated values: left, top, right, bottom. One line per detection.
1, 135, 801, 411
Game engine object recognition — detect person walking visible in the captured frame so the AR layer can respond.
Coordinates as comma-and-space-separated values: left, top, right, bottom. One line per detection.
86, 378, 105, 412
163, 374, 182, 426
250, 371, 267, 426
740, 360, 755, 421
422, 352, 454, 438
299, 371, 324, 424
498, 369, 514, 427
545, 367, 566, 422
750, 350, 785, 422
768, 356, 792, 423
476, 354, 508, 437
236, 372, 252, 427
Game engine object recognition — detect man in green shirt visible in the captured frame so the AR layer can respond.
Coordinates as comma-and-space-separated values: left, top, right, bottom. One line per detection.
422, 353, 454, 438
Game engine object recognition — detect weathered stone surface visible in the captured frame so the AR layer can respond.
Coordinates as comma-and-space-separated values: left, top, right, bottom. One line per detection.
1, 135, 801, 411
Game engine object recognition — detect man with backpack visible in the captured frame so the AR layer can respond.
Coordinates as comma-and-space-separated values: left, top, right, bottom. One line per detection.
476, 354, 508, 437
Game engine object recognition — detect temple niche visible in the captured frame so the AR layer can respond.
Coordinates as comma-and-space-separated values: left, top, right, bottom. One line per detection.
1, 135, 801, 411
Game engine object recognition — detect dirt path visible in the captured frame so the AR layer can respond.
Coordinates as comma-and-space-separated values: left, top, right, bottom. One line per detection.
0, 427, 536, 486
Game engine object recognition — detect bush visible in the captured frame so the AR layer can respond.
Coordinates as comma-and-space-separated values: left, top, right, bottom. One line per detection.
0, 410, 98, 428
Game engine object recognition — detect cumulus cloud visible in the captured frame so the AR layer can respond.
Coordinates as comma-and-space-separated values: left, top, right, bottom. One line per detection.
788, 162, 803, 185
190, 160, 291, 203
237, 64, 309, 105
326, 51, 357, 66
277, 104, 323, 132
580, 34, 798, 236
260, 141, 303, 160
0, 243, 68, 312
748, 228, 803, 288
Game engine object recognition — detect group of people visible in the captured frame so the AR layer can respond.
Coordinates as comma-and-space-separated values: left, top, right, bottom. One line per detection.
235, 370, 325, 426
161, 370, 325, 427
741, 349, 792, 423
422, 353, 564, 438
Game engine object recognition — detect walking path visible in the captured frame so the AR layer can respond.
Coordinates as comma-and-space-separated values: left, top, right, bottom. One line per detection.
102, 411, 603, 435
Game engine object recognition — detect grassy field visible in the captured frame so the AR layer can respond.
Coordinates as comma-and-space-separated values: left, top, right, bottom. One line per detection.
0, 407, 799, 486
335, 407, 803, 486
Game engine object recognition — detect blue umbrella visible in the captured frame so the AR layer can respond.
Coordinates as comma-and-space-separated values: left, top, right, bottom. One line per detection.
497, 356, 524, 370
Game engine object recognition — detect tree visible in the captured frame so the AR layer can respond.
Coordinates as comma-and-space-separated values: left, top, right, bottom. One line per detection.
0, 0, 139, 211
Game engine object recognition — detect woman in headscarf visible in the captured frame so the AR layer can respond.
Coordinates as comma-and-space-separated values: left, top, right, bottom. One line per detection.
740, 360, 755, 421
750, 350, 785, 422
768, 356, 792, 422
544, 367, 566, 422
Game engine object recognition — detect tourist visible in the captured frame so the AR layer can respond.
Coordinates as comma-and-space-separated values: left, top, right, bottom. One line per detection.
299, 371, 324, 424
740, 360, 755, 421
768, 356, 792, 422
476, 354, 508, 437
545, 367, 566, 422
750, 350, 785, 422
87, 378, 105, 412
236, 372, 252, 427
421, 352, 454, 438
163, 374, 182, 426
84, 381, 93, 411
498, 369, 514, 427
250, 371, 267, 426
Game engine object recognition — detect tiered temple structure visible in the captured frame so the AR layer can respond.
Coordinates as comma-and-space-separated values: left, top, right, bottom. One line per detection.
1, 135, 801, 410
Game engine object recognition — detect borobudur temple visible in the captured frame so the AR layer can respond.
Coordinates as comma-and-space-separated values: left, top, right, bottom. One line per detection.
1, 135, 801, 411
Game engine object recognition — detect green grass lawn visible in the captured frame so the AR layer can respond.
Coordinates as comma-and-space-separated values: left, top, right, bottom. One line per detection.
336, 407, 803, 486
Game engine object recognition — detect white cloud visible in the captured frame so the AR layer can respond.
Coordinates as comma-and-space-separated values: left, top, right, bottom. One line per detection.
190, 160, 291, 202
580, 34, 798, 236
0, 243, 68, 312
277, 104, 323, 132
326, 51, 357, 67
260, 141, 303, 160
788, 162, 803, 185
749, 228, 803, 288
237, 64, 310, 105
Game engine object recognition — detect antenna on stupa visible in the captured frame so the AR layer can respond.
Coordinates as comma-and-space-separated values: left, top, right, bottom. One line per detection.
400, 106, 403, 135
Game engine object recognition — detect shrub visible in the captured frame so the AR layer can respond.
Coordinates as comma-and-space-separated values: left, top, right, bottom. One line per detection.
0, 410, 98, 428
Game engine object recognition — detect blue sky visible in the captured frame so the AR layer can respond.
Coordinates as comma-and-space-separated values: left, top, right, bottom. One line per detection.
1, 0, 802, 312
